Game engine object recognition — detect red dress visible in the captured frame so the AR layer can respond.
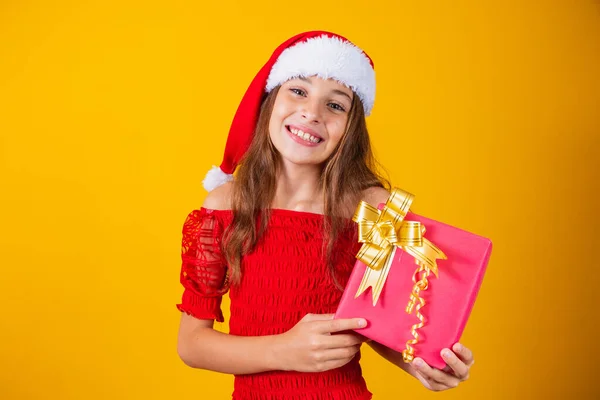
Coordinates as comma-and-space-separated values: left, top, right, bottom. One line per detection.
176, 207, 372, 400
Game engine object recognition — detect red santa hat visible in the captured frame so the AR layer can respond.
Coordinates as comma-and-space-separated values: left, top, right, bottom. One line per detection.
203, 30, 376, 192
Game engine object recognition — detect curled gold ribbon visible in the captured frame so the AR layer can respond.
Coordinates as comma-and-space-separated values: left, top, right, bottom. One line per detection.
352, 188, 447, 361
401, 265, 433, 363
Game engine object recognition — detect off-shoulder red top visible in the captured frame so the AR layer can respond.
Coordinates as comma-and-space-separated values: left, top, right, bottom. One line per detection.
176, 207, 372, 400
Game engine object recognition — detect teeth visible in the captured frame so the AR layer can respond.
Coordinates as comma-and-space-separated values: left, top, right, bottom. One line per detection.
290, 128, 321, 144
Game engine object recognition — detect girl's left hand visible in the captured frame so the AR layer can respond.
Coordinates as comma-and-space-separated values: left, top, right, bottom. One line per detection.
410, 343, 474, 391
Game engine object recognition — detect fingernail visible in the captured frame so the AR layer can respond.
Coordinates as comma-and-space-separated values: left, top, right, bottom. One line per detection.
357, 319, 367, 327
455, 343, 463, 351
443, 350, 452, 358
414, 359, 424, 367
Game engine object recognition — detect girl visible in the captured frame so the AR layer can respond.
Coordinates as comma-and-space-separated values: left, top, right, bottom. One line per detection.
176, 31, 475, 399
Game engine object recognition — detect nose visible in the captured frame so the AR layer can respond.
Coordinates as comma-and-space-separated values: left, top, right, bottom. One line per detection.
301, 98, 322, 123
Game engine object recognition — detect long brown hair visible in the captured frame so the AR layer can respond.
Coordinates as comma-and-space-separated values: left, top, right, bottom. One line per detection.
222, 85, 390, 287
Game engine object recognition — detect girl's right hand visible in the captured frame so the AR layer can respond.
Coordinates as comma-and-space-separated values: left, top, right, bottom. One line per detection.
273, 313, 369, 373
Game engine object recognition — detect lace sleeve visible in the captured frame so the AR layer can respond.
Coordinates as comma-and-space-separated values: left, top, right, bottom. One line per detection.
176, 208, 229, 322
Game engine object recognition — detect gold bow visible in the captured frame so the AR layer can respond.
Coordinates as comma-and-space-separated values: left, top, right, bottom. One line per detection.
352, 188, 447, 306
353, 188, 448, 362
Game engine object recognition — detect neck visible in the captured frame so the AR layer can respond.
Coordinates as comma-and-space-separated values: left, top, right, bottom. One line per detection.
272, 162, 323, 213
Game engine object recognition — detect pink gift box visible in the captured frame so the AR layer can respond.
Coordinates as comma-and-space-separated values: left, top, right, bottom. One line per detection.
334, 210, 492, 370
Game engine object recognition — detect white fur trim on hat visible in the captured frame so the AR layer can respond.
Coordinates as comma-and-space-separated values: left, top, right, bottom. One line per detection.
265, 35, 376, 116
202, 165, 234, 192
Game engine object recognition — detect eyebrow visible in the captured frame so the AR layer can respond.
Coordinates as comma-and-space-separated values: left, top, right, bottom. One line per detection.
298, 76, 353, 101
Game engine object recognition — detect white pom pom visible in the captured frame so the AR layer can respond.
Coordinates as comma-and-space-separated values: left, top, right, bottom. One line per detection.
202, 165, 234, 192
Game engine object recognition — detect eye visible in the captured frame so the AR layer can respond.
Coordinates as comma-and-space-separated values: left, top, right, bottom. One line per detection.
328, 102, 346, 112
290, 88, 306, 97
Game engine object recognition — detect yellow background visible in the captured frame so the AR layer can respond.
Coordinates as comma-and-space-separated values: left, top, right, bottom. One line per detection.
1, 1, 599, 399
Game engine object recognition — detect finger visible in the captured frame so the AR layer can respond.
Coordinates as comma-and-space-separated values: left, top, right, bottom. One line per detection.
318, 356, 356, 372
321, 345, 361, 362
319, 317, 367, 334
324, 333, 366, 349
453, 343, 474, 366
438, 377, 461, 390
415, 371, 459, 391
413, 370, 433, 390
413, 358, 461, 391
441, 348, 470, 380
428, 379, 460, 391
413, 365, 459, 391
350, 332, 371, 343
412, 358, 453, 385
315, 346, 361, 372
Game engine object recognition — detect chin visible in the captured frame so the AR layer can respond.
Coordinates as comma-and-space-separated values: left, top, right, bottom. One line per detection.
283, 156, 322, 167
276, 149, 324, 166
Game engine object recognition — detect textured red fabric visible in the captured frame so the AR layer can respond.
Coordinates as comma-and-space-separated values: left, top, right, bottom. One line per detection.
176, 207, 372, 400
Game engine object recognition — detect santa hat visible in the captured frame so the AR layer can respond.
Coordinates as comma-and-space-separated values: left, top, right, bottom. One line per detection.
202, 30, 376, 192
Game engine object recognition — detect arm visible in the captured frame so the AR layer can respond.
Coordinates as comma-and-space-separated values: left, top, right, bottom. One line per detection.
176, 184, 282, 374
177, 313, 280, 375
176, 312, 369, 375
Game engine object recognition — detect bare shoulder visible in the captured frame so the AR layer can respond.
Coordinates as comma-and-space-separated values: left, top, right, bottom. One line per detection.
202, 181, 234, 210
361, 186, 391, 207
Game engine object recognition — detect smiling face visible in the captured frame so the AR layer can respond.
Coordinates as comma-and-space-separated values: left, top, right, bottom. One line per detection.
268, 76, 354, 168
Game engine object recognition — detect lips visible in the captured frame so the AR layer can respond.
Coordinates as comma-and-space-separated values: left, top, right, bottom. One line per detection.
285, 125, 324, 145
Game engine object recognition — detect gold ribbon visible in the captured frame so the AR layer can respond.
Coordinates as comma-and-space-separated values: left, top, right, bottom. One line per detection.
402, 264, 434, 363
352, 188, 447, 362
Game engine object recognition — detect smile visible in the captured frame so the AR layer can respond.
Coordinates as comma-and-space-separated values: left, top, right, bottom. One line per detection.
286, 126, 323, 144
